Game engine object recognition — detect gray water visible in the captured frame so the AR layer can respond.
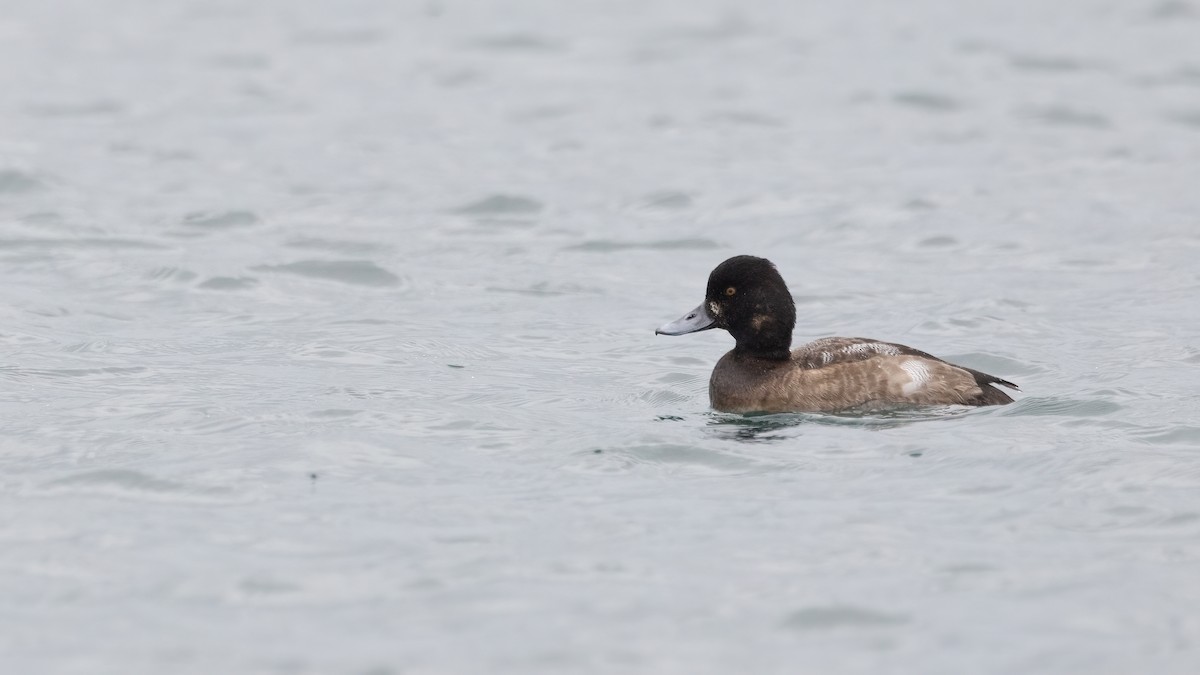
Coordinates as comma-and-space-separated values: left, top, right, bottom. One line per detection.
2, 1, 1200, 673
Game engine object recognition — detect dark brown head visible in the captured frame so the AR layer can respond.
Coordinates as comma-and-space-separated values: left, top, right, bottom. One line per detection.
656, 255, 796, 360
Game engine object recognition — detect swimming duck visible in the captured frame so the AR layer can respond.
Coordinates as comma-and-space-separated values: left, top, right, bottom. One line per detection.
656, 255, 1018, 413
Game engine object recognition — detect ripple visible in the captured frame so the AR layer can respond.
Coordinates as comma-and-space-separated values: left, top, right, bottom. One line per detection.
252, 260, 401, 287
508, 105, 574, 122
286, 237, 392, 254
892, 91, 963, 112
451, 194, 544, 216
637, 389, 692, 406
1020, 106, 1111, 129
1168, 65, 1200, 86
941, 353, 1037, 377
485, 281, 601, 296
904, 198, 938, 211
1148, 1, 1198, 20
1132, 425, 1200, 445
25, 100, 123, 117
1000, 397, 1122, 417
665, 356, 708, 367
1166, 110, 1200, 129
569, 443, 766, 476
707, 111, 785, 127
791, 293, 861, 306
564, 238, 719, 252
432, 67, 484, 88
632, 190, 694, 210
1009, 54, 1102, 72
209, 53, 271, 70
0, 169, 46, 194
60, 341, 112, 353
198, 276, 260, 291
145, 267, 197, 283
290, 342, 394, 365
658, 15, 755, 42
41, 469, 234, 502
1133, 66, 1200, 88
292, 28, 388, 45
25, 366, 148, 379
307, 408, 362, 419
0, 237, 168, 251
182, 210, 261, 229
238, 575, 302, 596
782, 605, 910, 630
917, 235, 959, 248
17, 211, 63, 224
466, 33, 565, 52
911, 316, 1009, 336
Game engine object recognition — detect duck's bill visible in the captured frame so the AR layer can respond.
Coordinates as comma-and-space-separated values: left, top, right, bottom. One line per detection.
656, 303, 716, 335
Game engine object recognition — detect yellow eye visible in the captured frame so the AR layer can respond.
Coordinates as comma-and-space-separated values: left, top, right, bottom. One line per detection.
725, 287, 736, 296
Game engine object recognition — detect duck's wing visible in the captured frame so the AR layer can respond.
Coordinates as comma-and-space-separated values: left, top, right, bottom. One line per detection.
788, 337, 1018, 407
791, 337, 938, 369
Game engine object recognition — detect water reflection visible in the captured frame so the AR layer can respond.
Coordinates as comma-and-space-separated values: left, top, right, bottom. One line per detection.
704, 407, 977, 442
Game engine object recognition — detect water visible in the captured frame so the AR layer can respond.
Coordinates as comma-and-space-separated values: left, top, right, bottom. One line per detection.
2, 1, 1199, 673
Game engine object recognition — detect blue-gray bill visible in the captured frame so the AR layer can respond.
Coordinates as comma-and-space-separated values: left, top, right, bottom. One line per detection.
656, 303, 716, 335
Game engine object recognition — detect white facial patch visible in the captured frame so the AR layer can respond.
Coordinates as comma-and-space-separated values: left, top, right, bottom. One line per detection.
900, 360, 931, 395
708, 301, 721, 316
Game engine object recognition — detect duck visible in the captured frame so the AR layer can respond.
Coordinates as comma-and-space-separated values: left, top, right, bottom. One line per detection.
656, 255, 1018, 413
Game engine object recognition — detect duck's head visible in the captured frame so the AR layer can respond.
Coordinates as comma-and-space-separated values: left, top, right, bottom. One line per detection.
656, 255, 796, 360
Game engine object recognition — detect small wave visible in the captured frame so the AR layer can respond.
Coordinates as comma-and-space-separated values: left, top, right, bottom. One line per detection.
631, 190, 694, 211
1166, 110, 1200, 129
286, 237, 392, 254
1020, 105, 1111, 129
566, 442, 766, 476
451, 194, 543, 216
0, 237, 167, 251
198, 276, 260, 291
1009, 54, 1103, 72
41, 469, 235, 503
466, 34, 565, 52
0, 169, 47, 193
182, 210, 261, 229
24, 366, 148, 380
892, 91, 963, 112
564, 238, 719, 252
782, 605, 910, 630
145, 267, 198, 283
252, 260, 401, 287
1131, 425, 1200, 445
25, 100, 123, 117
1000, 396, 1122, 417
291, 28, 388, 45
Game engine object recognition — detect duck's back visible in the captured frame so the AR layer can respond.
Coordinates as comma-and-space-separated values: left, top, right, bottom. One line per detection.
710, 337, 1016, 413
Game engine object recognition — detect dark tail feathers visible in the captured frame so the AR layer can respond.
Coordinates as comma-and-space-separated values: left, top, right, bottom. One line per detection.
965, 368, 1019, 406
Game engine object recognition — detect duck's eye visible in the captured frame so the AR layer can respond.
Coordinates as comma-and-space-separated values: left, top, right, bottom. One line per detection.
725, 287, 737, 296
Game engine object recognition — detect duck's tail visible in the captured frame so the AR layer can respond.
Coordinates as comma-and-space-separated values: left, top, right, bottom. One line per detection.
965, 368, 1019, 406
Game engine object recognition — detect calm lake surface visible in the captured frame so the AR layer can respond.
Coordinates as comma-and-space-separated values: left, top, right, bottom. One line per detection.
2, 1, 1199, 673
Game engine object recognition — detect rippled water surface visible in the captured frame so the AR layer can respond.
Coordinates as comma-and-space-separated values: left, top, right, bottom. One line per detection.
3, 1, 1200, 673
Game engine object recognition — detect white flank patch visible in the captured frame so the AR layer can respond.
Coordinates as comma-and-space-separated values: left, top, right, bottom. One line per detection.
900, 360, 931, 395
